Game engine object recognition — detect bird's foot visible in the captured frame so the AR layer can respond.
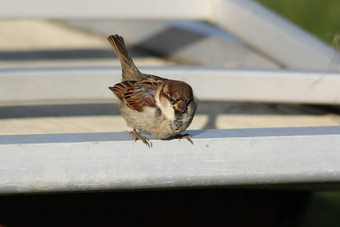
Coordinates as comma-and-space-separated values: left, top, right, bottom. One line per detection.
130, 129, 152, 147
175, 133, 194, 145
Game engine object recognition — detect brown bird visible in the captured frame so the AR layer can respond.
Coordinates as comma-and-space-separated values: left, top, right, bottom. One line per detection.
108, 34, 197, 146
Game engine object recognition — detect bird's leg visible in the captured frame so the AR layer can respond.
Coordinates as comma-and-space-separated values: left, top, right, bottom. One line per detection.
175, 133, 194, 145
130, 129, 152, 147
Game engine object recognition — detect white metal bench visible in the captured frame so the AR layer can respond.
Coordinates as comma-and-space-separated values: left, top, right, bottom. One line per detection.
0, 0, 340, 195
1, 126, 340, 194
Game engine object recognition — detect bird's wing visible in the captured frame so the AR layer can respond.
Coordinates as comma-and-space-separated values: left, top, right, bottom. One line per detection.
109, 78, 163, 112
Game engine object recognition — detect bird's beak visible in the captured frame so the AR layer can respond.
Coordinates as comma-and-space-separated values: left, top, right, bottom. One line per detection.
108, 87, 114, 91
173, 100, 186, 113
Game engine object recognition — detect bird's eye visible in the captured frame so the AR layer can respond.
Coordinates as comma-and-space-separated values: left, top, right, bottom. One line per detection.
168, 96, 175, 103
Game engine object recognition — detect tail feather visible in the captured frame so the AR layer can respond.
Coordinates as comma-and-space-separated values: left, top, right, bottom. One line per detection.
108, 34, 141, 80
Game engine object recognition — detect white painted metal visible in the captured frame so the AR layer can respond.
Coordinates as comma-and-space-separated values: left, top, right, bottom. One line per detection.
0, 0, 212, 19
1, 126, 340, 194
1, 0, 338, 71
66, 20, 280, 68
214, 0, 339, 71
1, 66, 340, 104
1, 0, 339, 196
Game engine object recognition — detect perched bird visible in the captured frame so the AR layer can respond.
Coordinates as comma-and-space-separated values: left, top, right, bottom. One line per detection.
108, 34, 197, 146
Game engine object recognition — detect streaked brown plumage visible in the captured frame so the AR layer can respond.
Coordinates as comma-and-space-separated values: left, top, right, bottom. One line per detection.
108, 34, 197, 146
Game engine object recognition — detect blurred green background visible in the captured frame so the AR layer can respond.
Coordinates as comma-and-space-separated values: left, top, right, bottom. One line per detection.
257, 0, 340, 47
301, 192, 340, 227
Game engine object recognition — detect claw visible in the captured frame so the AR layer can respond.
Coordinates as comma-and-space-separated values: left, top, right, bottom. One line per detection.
129, 129, 152, 147
175, 133, 194, 145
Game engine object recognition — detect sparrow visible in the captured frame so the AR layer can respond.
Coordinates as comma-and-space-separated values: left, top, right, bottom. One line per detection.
107, 34, 197, 146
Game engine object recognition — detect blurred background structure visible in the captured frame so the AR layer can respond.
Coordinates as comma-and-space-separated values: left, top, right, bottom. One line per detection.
0, 0, 340, 226
0, 1, 340, 134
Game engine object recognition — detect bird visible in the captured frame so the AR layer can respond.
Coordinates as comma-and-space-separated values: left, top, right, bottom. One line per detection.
107, 34, 197, 147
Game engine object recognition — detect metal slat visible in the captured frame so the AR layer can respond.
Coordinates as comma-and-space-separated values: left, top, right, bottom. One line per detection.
0, 0, 211, 19
1, 66, 340, 104
1, 126, 340, 194
214, 0, 339, 71
1, 0, 338, 71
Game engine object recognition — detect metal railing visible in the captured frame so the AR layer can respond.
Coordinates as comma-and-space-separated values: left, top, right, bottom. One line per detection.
0, 0, 340, 194
1, 126, 340, 194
